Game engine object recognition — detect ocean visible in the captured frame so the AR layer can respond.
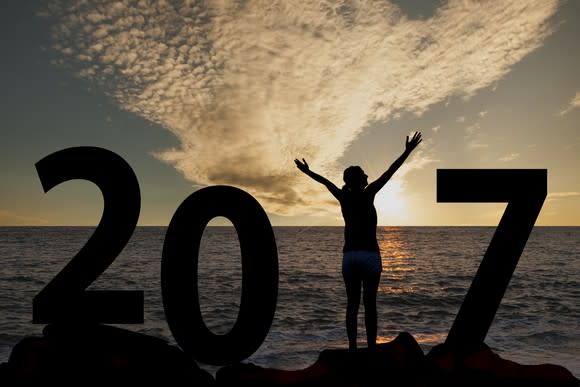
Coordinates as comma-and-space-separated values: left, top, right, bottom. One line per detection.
0, 226, 578, 377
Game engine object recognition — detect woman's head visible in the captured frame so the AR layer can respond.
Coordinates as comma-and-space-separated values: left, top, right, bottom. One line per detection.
343, 166, 368, 191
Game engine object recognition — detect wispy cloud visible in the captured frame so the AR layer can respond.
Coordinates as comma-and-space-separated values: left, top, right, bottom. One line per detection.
465, 123, 480, 135
547, 191, 580, 202
558, 91, 580, 116
464, 122, 488, 149
498, 152, 520, 162
44, 0, 559, 215
0, 210, 49, 225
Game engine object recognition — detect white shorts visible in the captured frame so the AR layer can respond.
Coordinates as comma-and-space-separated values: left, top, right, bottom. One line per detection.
342, 250, 382, 279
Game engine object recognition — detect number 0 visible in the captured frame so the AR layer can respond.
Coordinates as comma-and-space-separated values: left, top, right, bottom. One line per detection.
161, 186, 278, 365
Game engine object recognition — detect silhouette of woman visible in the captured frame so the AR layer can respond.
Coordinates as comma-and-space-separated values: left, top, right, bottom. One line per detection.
295, 131, 422, 351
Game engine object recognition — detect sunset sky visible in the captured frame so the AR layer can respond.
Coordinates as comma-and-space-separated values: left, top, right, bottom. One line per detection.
1, 0, 579, 226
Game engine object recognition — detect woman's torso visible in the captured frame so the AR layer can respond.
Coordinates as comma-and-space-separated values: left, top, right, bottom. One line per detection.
339, 190, 379, 253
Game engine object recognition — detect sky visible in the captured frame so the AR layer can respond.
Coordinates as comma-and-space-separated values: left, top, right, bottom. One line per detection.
1, 0, 579, 226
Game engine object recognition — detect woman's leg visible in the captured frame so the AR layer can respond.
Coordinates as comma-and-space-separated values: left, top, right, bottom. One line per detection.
343, 275, 361, 351
363, 272, 381, 350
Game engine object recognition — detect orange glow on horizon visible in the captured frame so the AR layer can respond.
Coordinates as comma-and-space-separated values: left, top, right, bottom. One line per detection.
374, 179, 411, 225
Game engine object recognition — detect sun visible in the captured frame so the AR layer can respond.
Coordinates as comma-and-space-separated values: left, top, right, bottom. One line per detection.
374, 179, 409, 225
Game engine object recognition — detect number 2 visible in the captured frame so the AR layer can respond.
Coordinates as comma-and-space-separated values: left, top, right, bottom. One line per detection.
33, 146, 144, 323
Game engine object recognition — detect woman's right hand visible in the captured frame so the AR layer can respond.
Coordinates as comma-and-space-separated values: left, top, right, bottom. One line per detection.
406, 131, 422, 152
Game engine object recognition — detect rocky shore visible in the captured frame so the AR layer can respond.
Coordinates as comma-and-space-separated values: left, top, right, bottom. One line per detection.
1, 324, 578, 386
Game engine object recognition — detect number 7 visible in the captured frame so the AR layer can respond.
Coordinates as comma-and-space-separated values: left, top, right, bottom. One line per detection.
437, 169, 547, 352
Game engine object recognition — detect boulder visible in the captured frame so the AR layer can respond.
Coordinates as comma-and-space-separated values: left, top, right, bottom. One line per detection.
216, 332, 429, 386
216, 333, 579, 387
0, 323, 214, 386
427, 342, 579, 387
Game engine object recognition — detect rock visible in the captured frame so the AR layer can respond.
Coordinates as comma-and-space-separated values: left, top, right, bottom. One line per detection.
0, 323, 214, 386
216, 332, 430, 386
2, 328, 578, 387
216, 333, 579, 387
427, 342, 580, 387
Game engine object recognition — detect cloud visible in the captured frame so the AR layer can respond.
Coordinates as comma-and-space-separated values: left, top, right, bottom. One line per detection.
464, 122, 488, 149
44, 0, 559, 216
547, 192, 580, 202
558, 91, 580, 116
0, 210, 49, 226
498, 152, 520, 162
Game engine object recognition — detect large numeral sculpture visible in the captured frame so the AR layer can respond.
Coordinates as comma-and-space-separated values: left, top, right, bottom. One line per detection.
161, 186, 278, 365
30, 147, 548, 364
32, 146, 278, 364
437, 169, 546, 353
33, 146, 143, 323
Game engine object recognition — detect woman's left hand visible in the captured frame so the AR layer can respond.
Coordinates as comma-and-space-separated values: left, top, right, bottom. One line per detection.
294, 158, 310, 173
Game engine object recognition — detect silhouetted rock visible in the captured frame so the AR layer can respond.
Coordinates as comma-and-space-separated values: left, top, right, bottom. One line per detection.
216, 332, 579, 387
0, 323, 214, 386
216, 332, 430, 386
2, 329, 578, 386
427, 342, 579, 387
